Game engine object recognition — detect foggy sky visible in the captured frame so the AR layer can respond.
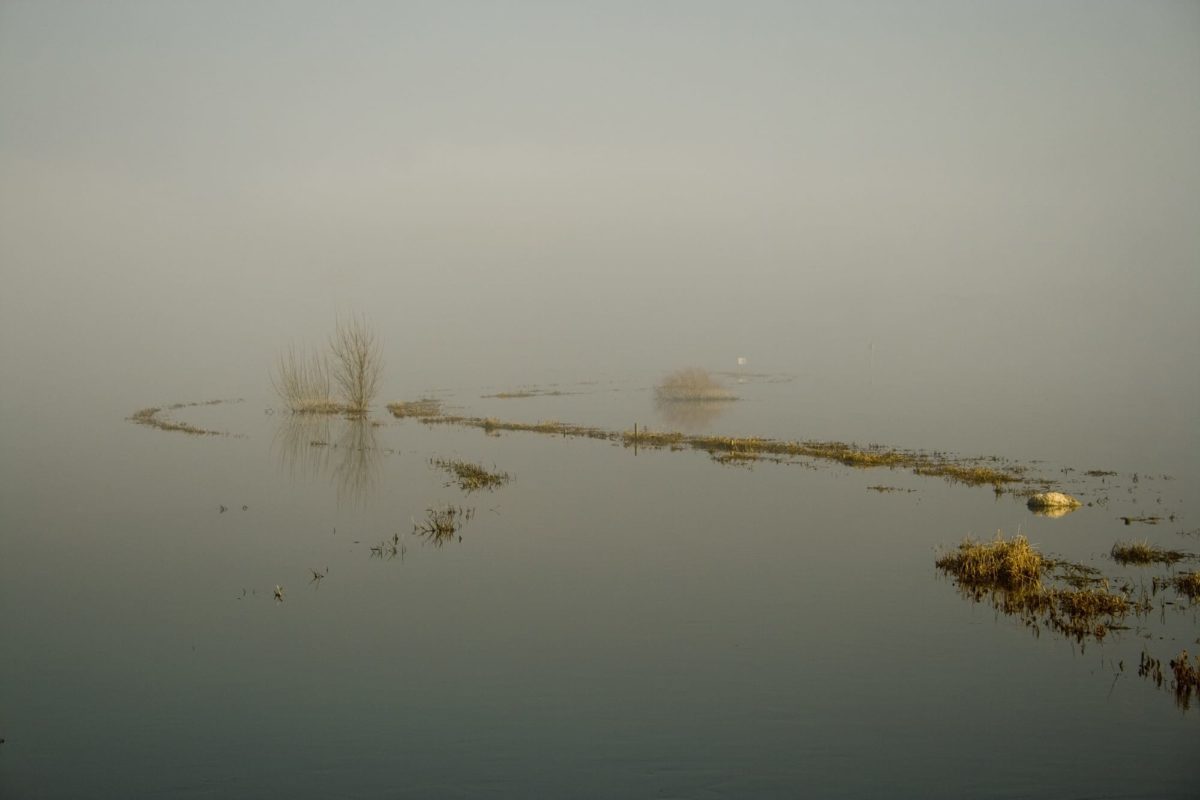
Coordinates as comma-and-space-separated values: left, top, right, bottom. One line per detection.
1, 1, 1197, 421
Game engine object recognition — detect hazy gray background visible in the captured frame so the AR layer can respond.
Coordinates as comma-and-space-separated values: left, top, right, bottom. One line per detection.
2, 1, 1197, 453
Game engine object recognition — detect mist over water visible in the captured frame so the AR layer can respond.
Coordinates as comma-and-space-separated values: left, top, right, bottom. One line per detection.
1, 2, 1198, 797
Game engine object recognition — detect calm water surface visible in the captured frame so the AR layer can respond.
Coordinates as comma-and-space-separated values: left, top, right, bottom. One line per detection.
1, 374, 1196, 798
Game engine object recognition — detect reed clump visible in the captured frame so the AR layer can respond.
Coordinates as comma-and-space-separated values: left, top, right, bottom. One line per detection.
655, 368, 735, 402
431, 458, 511, 492
1110, 540, 1189, 565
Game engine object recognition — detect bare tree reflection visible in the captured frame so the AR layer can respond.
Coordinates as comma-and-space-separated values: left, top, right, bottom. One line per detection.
333, 416, 381, 507
272, 413, 333, 481
272, 414, 381, 506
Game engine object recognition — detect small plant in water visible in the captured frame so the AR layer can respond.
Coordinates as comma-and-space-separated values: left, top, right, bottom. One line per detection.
431, 458, 511, 492
414, 505, 475, 546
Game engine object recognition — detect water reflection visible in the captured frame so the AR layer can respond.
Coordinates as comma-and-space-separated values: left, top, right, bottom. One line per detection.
653, 398, 733, 432
272, 414, 382, 506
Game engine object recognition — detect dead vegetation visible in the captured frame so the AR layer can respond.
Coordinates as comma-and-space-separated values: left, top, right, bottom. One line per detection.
431, 458, 511, 492
1110, 540, 1190, 565
128, 399, 243, 436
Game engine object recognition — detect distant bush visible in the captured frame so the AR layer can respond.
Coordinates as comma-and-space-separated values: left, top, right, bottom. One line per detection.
655, 368, 734, 403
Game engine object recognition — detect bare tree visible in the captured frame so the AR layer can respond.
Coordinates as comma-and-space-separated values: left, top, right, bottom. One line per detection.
329, 315, 383, 413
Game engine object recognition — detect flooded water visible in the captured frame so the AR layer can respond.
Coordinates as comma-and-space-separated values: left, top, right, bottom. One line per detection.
3, 3, 1198, 795
1, 372, 1196, 798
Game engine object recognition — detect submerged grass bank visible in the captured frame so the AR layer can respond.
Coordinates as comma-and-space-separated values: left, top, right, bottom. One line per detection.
128, 399, 244, 436
396, 408, 1027, 488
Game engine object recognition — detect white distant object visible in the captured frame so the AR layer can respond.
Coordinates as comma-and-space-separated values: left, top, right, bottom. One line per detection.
736, 357, 747, 367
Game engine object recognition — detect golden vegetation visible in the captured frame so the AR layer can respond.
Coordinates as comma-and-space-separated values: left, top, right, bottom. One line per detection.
936, 534, 1045, 588
936, 532, 1139, 642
